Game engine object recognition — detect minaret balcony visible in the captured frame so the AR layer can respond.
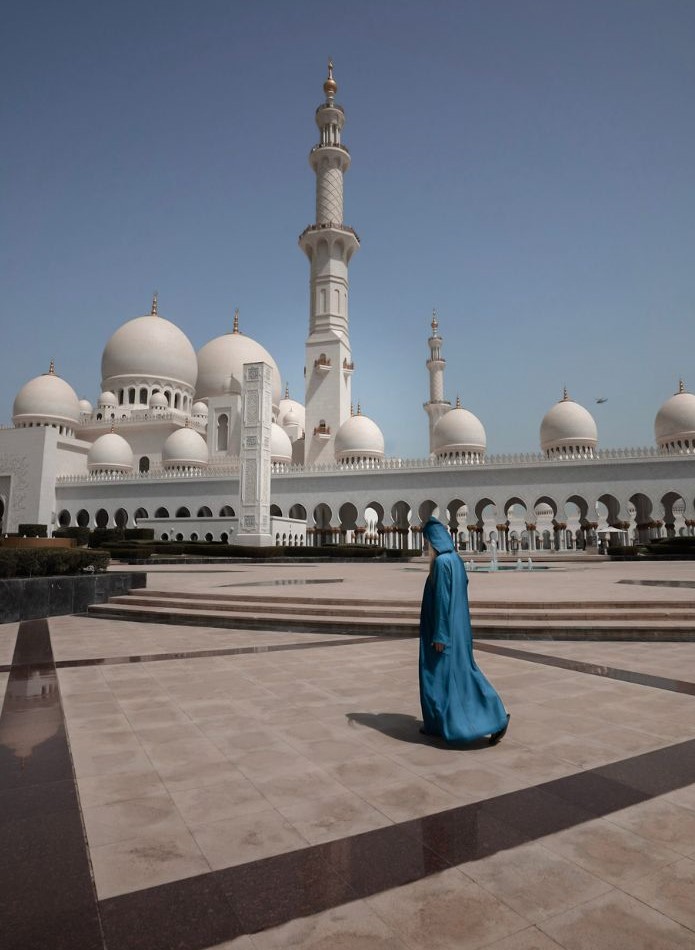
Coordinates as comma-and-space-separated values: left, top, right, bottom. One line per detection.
310, 142, 350, 156
299, 222, 360, 244
314, 356, 332, 374
342, 358, 354, 375
313, 424, 331, 440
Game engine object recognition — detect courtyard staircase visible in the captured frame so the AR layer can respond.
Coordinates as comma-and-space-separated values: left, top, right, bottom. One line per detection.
87, 588, 695, 641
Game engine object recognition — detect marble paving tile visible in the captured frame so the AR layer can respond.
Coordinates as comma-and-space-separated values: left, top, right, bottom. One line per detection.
280, 789, 394, 845
620, 856, 695, 932
253, 768, 347, 809
90, 829, 210, 899
460, 840, 612, 923
542, 816, 683, 886
248, 897, 409, 949
192, 809, 308, 871
366, 866, 528, 950
538, 889, 695, 950
157, 760, 245, 792
360, 776, 461, 822
605, 797, 695, 855
82, 789, 189, 847
170, 773, 273, 825
77, 769, 167, 808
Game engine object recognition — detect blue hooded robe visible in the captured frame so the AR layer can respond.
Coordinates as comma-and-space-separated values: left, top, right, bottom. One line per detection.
419, 517, 508, 742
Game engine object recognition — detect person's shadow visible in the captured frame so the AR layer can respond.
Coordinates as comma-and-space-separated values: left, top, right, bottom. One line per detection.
346, 712, 488, 749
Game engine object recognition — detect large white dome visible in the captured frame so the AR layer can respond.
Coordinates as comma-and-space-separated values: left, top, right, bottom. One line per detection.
335, 410, 385, 461
162, 425, 209, 469
13, 363, 81, 430
432, 401, 486, 458
277, 391, 306, 429
540, 390, 598, 457
196, 328, 282, 407
270, 422, 293, 463
655, 381, 695, 451
101, 302, 198, 392
87, 432, 134, 473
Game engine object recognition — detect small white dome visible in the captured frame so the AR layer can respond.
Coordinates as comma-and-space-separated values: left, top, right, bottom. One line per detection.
335, 410, 385, 461
432, 402, 486, 458
655, 382, 695, 450
98, 391, 118, 408
162, 425, 209, 469
87, 432, 134, 473
13, 364, 81, 429
78, 398, 93, 414
270, 422, 293, 463
101, 301, 198, 392
540, 390, 598, 457
149, 391, 169, 409
277, 394, 306, 429
196, 327, 282, 408
192, 400, 208, 417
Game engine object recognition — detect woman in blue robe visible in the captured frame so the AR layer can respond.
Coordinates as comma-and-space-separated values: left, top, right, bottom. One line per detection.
419, 517, 510, 744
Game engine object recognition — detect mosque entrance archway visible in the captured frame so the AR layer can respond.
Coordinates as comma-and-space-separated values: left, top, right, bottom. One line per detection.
418, 499, 438, 523
77, 509, 90, 528
391, 500, 412, 550
289, 504, 307, 521
630, 492, 655, 542
339, 502, 358, 541
661, 492, 687, 537
96, 509, 109, 528
446, 498, 466, 550
114, 508, 128, 529
270, 504, 282, 517
313, 503, 333, 546
58, 510, 71, 527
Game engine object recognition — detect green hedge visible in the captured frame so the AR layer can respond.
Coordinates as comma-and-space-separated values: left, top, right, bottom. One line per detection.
0, 548, 110, 578
54, 526, 91, 546
102, 541, 417, 561
17, 523, 48, 538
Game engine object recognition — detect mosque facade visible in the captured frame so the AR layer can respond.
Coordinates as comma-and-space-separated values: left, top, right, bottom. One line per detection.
1, 65, 694, 552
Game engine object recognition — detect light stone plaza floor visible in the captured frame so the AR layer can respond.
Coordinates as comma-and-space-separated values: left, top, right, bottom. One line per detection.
2, 559, 695, 949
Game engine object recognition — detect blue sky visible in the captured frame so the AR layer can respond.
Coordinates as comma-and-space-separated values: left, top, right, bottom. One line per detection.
2, 0, 694, 458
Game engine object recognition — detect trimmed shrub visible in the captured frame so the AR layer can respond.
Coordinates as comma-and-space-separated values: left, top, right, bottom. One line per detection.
0, 548, 109, 578
18, 523, 48, 538
54, 526, 91, 546
124, 528, 155, 541
88, 528, 125, 548
101, 541, 418, 561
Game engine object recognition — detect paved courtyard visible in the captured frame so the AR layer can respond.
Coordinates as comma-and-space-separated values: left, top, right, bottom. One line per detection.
2, 558, 695, 949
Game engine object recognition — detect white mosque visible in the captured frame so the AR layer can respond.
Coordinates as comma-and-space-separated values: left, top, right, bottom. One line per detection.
1, 64, 694, 552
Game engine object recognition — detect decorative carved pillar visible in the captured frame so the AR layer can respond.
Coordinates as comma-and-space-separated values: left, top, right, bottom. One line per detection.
236, 361, 273, 547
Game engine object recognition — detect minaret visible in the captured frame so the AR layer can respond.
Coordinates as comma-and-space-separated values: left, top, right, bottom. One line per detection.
300, 61, 359, 465
424, 310, 451, 451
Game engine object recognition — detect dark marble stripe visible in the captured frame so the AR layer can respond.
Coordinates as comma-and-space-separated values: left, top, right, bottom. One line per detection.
475, 641, 695, 694
53, 635, 390, 669
0, 620, 103, 950
99, 736, 695, 949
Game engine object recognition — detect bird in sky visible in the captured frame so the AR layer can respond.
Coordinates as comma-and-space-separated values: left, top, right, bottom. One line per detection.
596, 397, 608, 404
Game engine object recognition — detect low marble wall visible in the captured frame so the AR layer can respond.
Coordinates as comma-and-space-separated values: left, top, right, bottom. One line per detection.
0, 572, 146, 624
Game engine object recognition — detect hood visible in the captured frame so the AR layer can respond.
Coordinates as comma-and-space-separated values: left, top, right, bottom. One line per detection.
423, 517, 455, 554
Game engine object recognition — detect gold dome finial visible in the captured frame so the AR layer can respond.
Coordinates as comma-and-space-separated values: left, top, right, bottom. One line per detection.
323, 59, 338, 98
562, 386, 569, 401
151, 291, 158, 316
678, 378, 686, 394
357, 401, 362, 416
350, 402, 354, 416
431, 309, 439, 335
184, 416, 190, 428
455, 394, 461, 409
110, 420, 115, 434
285, 381, 290, 399
48, 359, 55, 375
233, 308, 239, 334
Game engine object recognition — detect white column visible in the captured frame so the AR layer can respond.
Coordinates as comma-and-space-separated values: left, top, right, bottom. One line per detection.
236, 361, 273, 547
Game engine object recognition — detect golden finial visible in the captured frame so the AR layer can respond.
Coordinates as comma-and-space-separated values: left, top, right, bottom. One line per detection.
323, 59, 338, 98
110, 421, 115, 433
285, 382, 290, 399
350, 402, 354, 416
48, 359, 55, 375
357, 401, 362, 416
151, 292, 158, 316
455, 394, 461, 409
562, 386, 569, 401
678, 378, 686, 394
184, 417, 190, 428
233, 308, 239, 334
431, 309, 439, 335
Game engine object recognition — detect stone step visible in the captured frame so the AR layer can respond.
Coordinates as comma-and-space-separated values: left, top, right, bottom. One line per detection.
106, 594, 695, 622
87, 601, 695, 640
137, 589, 694, 611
